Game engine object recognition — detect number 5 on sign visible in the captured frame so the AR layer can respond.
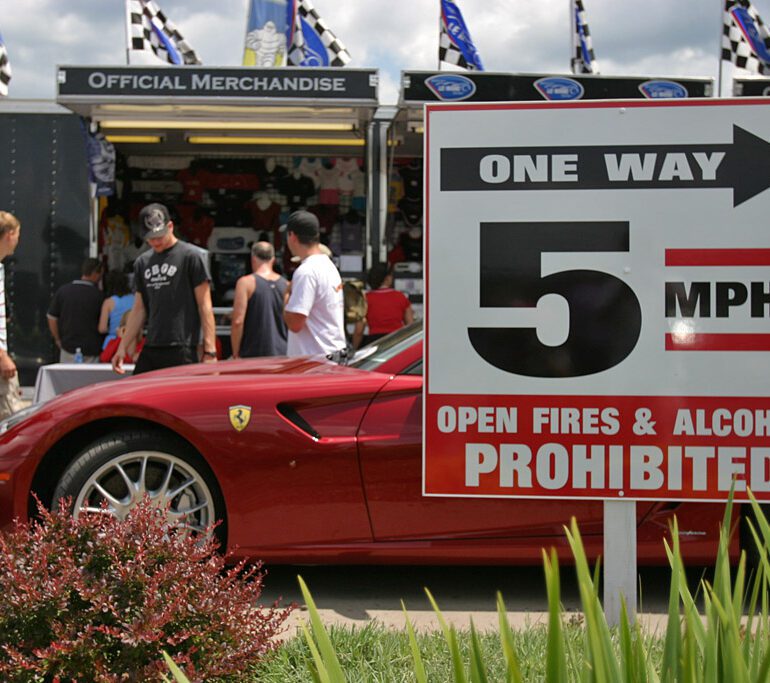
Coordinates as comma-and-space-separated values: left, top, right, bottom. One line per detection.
469, 221, 642, 377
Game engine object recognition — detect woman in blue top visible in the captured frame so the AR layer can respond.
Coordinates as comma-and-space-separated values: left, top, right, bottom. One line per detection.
98, 270, 134, 349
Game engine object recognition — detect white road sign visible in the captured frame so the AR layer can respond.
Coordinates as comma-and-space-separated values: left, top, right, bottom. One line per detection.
424, 98, 770, 503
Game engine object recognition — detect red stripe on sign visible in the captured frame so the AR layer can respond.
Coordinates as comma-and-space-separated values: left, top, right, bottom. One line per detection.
665, 248, 770, 266
666, 333, 770, 351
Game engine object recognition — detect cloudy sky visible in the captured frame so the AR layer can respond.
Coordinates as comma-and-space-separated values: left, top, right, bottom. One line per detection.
0, 0, 760, 103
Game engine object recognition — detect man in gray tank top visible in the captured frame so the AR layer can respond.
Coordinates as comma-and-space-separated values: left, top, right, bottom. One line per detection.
230, 241, 288, 358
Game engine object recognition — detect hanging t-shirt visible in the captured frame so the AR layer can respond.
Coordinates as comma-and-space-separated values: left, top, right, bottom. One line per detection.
398, 196, 423, 227
278, 174, 316, 211
285, 254, 345, 357
340, 212, 364, 252
246, 200, 282, 234
298, 157, 323, 183
399, 162, 423, 200
316, 165, 342, 205
134, 241, 211, 347
261, 162, 288, 192
335, 158, 360, 176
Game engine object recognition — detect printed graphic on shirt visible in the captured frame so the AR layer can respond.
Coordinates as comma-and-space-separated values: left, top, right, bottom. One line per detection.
143, 263, 179, 290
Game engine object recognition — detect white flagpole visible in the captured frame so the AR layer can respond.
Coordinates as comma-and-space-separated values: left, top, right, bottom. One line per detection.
242, 0, 253, 66
124, 0, 133, 65
569, 0, 574, 73
718, 0, 725, 97
438, 2, 442, 71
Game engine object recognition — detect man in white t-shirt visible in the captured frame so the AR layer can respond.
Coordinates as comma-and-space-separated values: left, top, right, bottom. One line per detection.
283, 211, 346, 358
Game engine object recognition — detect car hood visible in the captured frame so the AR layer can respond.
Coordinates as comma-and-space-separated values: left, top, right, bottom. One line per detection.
38, 355, 387, 412
131, 354, 343, 380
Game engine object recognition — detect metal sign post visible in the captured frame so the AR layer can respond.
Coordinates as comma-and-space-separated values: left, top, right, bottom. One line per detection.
604, 500, 636, 626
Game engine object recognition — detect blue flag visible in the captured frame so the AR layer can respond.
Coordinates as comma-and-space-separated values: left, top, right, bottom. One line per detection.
286, 0, 351, 67
439, 0, 484, 71
723, 0, 770, 74
571, 0, 598, 74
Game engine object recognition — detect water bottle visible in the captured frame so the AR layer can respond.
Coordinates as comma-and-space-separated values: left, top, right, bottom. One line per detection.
74, 347, 84, 364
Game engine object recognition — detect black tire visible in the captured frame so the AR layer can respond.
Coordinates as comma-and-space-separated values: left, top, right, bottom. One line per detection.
53, 429, 226, 546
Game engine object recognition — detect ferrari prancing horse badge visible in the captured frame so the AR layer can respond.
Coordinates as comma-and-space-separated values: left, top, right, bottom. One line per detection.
228, 405, 252, 432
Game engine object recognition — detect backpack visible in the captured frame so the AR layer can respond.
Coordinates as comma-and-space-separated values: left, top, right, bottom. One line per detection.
343, 279, 367, 324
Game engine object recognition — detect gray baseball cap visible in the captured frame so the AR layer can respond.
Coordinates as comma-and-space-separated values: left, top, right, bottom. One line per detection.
139, 203, 171, 240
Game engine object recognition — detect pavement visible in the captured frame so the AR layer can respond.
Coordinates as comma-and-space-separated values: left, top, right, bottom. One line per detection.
257, 564, 691, 638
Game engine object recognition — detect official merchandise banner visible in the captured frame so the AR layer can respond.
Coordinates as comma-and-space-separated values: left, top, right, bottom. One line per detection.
57, 66, 377, 102
402, 71, 712, 104
424, 98, 770, 503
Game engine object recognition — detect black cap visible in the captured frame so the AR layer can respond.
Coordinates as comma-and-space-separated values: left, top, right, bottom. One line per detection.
139, 203, 171, 240
284, 210, 319, 239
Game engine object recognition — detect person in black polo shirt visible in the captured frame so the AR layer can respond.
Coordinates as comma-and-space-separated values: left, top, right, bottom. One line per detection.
47, 257, 104, 363
112, 203, 217, 376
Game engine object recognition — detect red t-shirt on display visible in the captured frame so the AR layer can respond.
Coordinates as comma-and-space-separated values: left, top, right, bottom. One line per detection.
365, 288, 411, 335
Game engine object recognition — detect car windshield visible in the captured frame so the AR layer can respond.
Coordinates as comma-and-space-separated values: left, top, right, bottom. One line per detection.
349, 321, 423, 371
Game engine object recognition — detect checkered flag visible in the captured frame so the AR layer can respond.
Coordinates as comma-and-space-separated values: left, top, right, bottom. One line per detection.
723, 0, 770, 74
571, 0, 598, 74
0, 32, 11, 96
127, 0, 201, 65
439, 0, 484, 70
287, 0, 351, 67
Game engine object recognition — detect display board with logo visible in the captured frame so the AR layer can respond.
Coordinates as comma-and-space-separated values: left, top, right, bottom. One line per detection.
401, 71, 713, 104
424, 98, 770, 504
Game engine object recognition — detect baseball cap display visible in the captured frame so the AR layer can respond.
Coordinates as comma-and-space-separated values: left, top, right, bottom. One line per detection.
139, 203, 171, 240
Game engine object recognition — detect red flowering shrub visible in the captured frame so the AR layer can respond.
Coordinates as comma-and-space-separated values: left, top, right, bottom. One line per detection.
0, 497, 293, 682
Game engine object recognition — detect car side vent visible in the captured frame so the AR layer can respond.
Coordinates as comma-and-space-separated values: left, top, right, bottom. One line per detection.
277, 403, 321, 440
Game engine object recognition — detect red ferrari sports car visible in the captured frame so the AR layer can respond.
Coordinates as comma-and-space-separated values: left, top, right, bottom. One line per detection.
0, 323, 734, 564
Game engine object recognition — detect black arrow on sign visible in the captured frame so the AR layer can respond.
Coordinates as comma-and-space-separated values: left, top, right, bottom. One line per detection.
440, 125, 770, 206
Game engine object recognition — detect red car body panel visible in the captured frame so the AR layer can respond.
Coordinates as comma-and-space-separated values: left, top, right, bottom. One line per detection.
0, 338, 736, 565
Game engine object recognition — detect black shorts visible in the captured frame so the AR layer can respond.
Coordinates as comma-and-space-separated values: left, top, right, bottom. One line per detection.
133, 346, 198, 375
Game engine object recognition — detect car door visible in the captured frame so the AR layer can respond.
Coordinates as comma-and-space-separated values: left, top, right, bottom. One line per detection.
358, 369, 634, 541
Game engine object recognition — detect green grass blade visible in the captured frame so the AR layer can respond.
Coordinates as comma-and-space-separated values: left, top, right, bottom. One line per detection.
618, 597, 635, 683
744, 550, 762, 678
401, 600, 428, 683
565, 518, 622, 682
426, 588, 468, 682
752, 642, 770, 683
542, 547, 568, 683
666, 520, 706, 652
162, 652, 191, 683
496, 592, 523, 683
592, 555, 602, 599
298, 575, 347, 682
732, 551, 747, 624
661, 533, 682, 683
709, 589, 750, 683
748, 490, 770, 551
468, 619, 489, 683
300, 621, 330, 683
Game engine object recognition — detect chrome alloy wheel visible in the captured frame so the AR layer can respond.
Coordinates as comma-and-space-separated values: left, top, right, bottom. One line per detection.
72, 450, 216, 532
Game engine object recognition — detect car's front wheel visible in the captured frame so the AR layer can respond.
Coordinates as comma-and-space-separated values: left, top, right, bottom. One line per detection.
52, 430, 224, 540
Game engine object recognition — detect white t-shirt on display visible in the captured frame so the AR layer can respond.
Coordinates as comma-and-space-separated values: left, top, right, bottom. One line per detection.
285, 253, 346, 357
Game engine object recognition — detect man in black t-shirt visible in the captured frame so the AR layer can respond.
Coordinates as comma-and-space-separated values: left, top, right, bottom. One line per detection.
47, 258, 104, 362
113, 203, 217, 376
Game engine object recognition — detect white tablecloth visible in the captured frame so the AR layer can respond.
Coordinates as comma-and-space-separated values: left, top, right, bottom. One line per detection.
33, 363, 134, 404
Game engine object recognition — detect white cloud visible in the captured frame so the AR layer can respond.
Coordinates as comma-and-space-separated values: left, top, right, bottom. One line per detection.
1, 0, 768, 100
